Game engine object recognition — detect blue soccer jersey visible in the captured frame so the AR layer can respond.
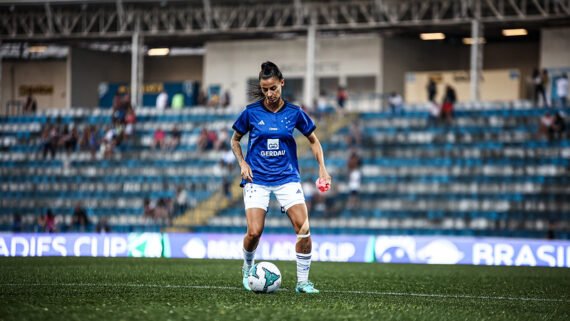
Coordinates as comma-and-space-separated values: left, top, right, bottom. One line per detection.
232, 99, 316, 187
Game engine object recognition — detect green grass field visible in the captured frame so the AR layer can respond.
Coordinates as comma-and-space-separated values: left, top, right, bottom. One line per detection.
1, 257, 569, 321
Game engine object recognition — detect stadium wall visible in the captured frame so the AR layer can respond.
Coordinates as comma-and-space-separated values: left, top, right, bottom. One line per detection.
404, 69, 520, 103
70, 48, 203, 108
203, 34, 382, 107
1, 60, 68, 111
484, 42, 539, 100
144, 56, 203, 83
382, 37, 538, 101
70, 48, 131, 108
540, 27, 570, 69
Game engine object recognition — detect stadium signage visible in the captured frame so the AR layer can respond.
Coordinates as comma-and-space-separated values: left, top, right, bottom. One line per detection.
374, 236, 570, 267
0, 233, 162, 258
1, 233, 568, 267
164, 233, 375, 263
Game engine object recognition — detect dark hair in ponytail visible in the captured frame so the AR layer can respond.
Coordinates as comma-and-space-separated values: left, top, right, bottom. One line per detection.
248, 61, 284, 101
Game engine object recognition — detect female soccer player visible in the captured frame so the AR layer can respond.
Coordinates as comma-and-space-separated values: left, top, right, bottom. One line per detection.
231, 61, 331, 294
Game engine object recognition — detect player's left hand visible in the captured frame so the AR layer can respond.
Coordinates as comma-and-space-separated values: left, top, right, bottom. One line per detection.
316, 172, 332, 193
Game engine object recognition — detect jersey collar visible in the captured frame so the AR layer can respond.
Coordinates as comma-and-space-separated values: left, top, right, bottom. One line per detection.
261, 98, 288, 114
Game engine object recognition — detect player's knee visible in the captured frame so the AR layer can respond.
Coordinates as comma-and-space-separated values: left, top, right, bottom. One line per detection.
296, 218, 310, 238
246, 228, 263, 240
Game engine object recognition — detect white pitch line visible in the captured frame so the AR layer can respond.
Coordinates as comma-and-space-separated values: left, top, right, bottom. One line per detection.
1, 283, 568, 303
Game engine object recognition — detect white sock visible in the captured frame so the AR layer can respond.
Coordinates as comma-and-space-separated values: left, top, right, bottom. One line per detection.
296, 252, 312, 283
243, 248, 256, 270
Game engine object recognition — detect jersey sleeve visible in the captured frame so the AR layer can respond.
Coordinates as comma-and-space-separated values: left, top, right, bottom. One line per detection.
232, 108, 250, 135
295, 108, 316, 136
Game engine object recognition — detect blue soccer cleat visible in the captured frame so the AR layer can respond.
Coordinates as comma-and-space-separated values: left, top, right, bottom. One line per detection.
295, 280, 319, 294
242, 265, 252, 291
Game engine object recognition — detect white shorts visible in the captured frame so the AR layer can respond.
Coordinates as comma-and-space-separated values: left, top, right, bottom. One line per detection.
243, 182, 306, 213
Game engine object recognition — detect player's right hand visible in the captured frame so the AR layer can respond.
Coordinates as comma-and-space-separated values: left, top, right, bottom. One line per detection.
240, 161, 254, 182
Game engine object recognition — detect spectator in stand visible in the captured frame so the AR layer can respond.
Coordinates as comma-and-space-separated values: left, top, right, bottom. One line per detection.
222, 177, 232, 200
43, 125, 59, 159
533, 69, 547, 107
347, 149, 362, 210
124, 107, 136, 137
208, 93, 220, 108
388, 92, 404, 115
151, 127, 167, 150
35, 214, 46, 233
542, 69, 551, 107
207, 130, 217, 150
95, 217, 111, 233
174, 187, 187, 217
197, 90, 207, 106
79, 125, 98, 160
222, 90, 231, 108
549, 112, 566, 141
215, 128, 229, 150
154, 198, 171, 223
156, 89, 169, 110
59, 126, 78, 154
143, 197, 155, 219
317, 91, 328, 117
71, 203, 89, 232
336, 86, 347, 117
112, 93, 130, 124
112, 92, 121, 112
197, 128, 209, 151
12, 213, 23, 232
68, 127, 79, 153
538, 111, 554, 140
88, 125, 99, 161
427, 100, 440, 127
169, 124, 182, 150
23, 93, 37, 114
221, 147, 236, 172
427, 78, 437, 102
441, 84, 456, 124
38, 123, 51, 157
102, 125, 117, 159
346, 120, 362, 146
44, 209, 56, 233
556, 73, 568, 108
171, 91, 185, 109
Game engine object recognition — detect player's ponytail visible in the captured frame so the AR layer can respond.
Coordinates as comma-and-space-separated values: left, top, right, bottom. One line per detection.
248, 61, 284, 101
259, 61, 283, 81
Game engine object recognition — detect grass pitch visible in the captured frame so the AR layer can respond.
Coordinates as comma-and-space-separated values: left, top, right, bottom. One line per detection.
1, 257, 569, 321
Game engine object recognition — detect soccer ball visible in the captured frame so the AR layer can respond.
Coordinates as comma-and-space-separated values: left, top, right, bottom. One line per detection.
248, 262, 282, 293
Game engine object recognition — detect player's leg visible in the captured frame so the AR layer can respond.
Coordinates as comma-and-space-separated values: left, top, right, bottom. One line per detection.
241, 183, 270, 291
276, 182, 319, 293
285, 203, 319, 293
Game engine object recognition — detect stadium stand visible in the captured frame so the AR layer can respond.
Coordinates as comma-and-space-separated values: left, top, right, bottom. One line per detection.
1, 101, 568, 239
0, 107, 237, 232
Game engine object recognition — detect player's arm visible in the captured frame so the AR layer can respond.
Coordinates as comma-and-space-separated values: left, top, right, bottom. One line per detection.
306, 132, 332, 185
231, 131, 253, 182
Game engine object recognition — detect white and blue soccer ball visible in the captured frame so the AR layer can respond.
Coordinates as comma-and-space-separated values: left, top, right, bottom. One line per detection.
248, 261, 282, 294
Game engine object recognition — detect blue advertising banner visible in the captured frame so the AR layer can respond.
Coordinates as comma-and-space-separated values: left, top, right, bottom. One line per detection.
2, 233, 569, 267
163, 233, 376, 263
374, 236, 570, 267
0, 233, 162, 258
